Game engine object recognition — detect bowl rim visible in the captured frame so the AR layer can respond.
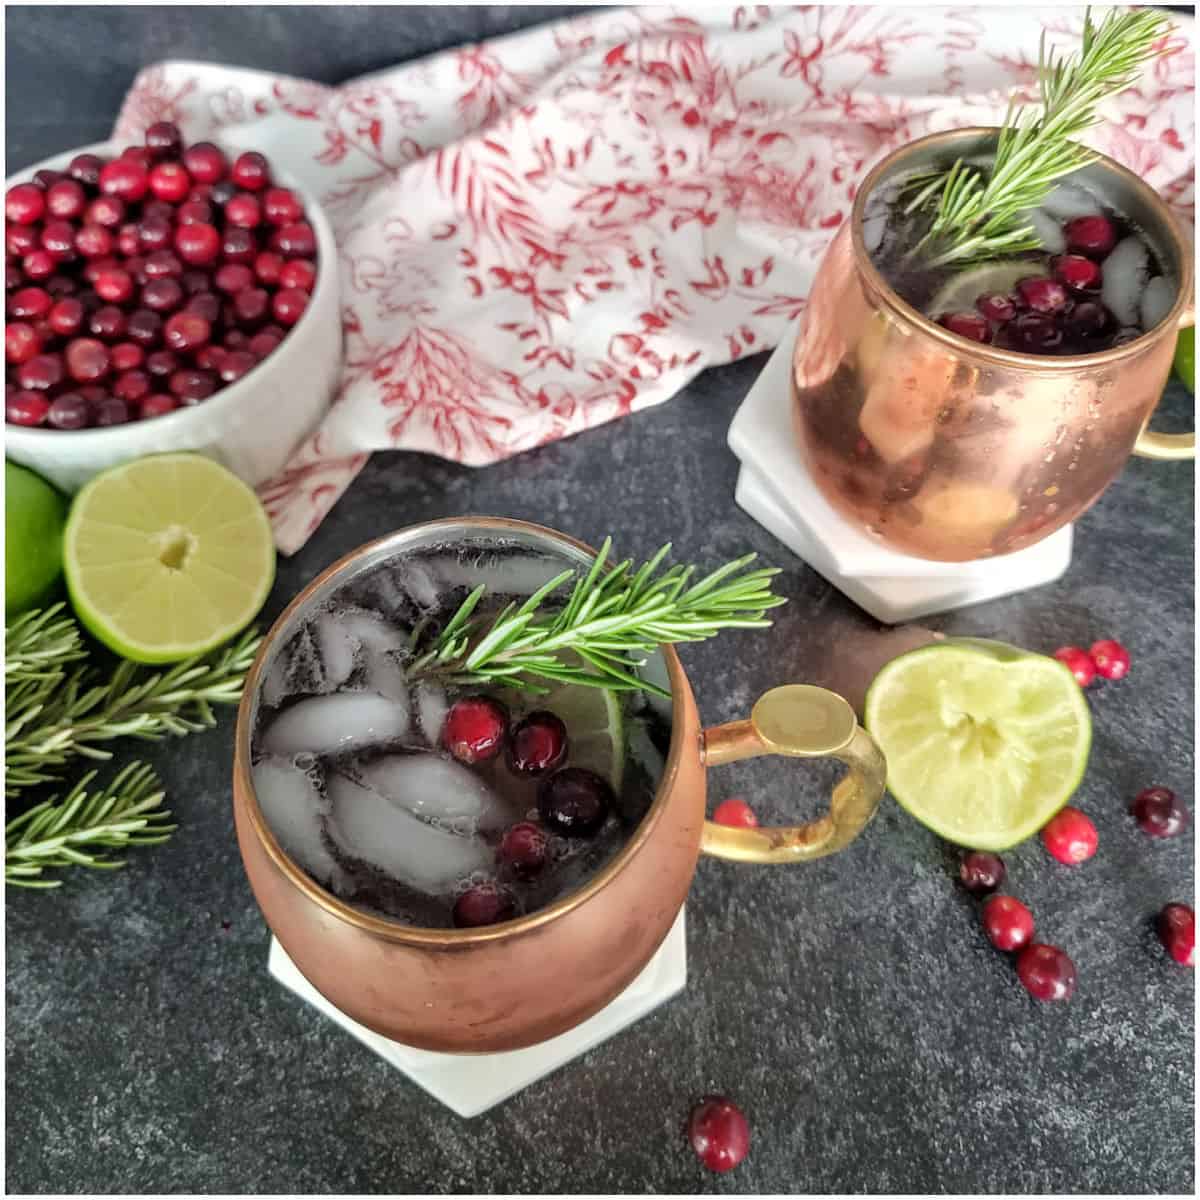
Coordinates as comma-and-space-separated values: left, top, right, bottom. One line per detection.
5, 138, 339, 446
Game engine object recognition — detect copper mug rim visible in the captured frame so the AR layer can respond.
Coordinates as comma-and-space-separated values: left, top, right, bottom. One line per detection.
850, 125, 1195, 369
234, 516, 695, 949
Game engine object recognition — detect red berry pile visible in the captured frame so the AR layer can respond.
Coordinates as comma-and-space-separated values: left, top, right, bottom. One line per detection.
5, 123, 318, 430
936, 213, 1136, 355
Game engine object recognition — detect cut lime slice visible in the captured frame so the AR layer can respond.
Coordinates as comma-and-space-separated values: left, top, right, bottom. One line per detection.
63, 453, 275, 664
527, 676, 625, 792
928, 261, 1033, 318
864, 638, 1091, 851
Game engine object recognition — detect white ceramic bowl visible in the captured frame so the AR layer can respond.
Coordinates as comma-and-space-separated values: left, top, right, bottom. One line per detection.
5, 141, 341, 494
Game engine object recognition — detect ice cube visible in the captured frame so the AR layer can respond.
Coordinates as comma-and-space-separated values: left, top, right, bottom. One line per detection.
416, 683, 449, 746
313, 614, 358, 691
1101, 237, 1150, 327
362, 648, 412, 704
252, 757, 341, 884
404, 561, 441, 611
424, 553, 569, 598
354, 752, 511, 832
326, 772, 493, 894
262, 693, 410, 757
862, 213, 887, 255
259, 650, 290, 710
1021, 209, 1065, 255
1140, 275, 1175, 331
340, 609, 411, 660
1040, 183, 1101, 222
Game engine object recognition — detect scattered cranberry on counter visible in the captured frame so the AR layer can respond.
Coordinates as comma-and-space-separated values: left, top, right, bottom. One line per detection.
1089, 639, 1130, 681
1053, 646, 1097, 688
688, 1096, 750, 1173
981, 895, 1035, 953
1016, 943, 1077, 1001
1132, 787, 1188, 839
1040, 807, 1098, 865
443, 696, 509, 764
1157, 903, 1195, 967
959, 851, 1006, 894
713, 798, 759, 828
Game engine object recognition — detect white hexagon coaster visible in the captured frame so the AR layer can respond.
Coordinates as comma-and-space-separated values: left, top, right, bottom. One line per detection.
728, 328, 1073, 624
268, 909, 687, 1119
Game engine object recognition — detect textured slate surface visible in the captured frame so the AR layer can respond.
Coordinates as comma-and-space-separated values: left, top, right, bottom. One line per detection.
6, 7, 1195, 1194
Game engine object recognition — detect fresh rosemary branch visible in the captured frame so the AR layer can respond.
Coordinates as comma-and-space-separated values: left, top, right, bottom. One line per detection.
5, 610, 261, 796
6, 763, 175, 888
905, 8, 1170, 266
408, 539, 785, 697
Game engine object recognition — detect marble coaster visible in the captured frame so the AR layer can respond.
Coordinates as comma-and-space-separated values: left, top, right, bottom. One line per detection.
268, 909, 687, 1119
728, 329, 1073, 623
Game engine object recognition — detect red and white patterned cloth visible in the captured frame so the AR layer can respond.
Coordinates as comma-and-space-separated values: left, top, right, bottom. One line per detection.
114, 5, 1195, 554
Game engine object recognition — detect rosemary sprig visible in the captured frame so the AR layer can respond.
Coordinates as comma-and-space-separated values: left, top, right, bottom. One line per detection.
6, 763, 175, 888
5, 606, 261, 796
905, 8, 1171, 266
408, 539, 785, 697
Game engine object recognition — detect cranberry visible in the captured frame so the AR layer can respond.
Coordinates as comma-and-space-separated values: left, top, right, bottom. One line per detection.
271, 221, 316, 258
6, 389, 50, 426
248, 331, 281, 359
209, 179, 239, 208
1089, 639, 1130, 681
1132, 787, 1188, 839
145, 349, 178, 377
939, 311, 992, 343
212, 349, 253, 385
45, 179, 87, 220
187, 184, 213, 205
186, 293, 222, 323
140, 393, 178, 419
98, 158, 148, 202
183, 142, 228, 184
221, 227, 256, 263
175, 223, 221, 266
713, 798, 759, 828
1040, 807, 1098, 865
225, 193, 262, 229
233, 287, 270, 326
263, 187, 303, 225
65, 337, 111, 383
5, 323, 41, 365
452, 882, 516, 928
136, 214, 173, 253
44, 274, 77, 299
75, 224, 114, 259
688, 1097, 750, 1173
142, 277, 184, 312
164, 311, 212, 353
23, 250, 56, 281
959, 851, 1006, 894
118, 224, 143, 258
17, 353, 64, 391
975, 293, 1016, 323
88, 305, 126, 339
1016, 276, 1068, 315
181, 270, 211, 295
981, 895, 1034, 952
112, 370, 151, 403
272, 287, 309, 326
498, 822, 549, 875
110, 342, 144, 373
1010, 312, 1063, 352
194, 345, 226, 373
7, 223, 38, 257
144, 121, 183, 159
40, 221, 78, 262
1016, 943, 1076, 1001
8, 286, 52, 320
93, 396, 132, 426
214, 263, 254, 294
5, 263, 22, 292
279, 259, 317, 293
121, 146, 153, 168
1053, 646, 1096, 687
46, 392, 92, 430
126, 309, 163, 347
94, 268, 135, 304
506, 711, 568, 777
224, 330, 249, 349
47, 297, 84, 337
443, 696, 508, 763
1052, 254, 1102, 292
538, 767, 613, 838
1158, 903, 1195, 967
144, 250, 183, 279
231, 151, 271, 191
1065, 215, 1116, 258
6, 183, 45, 225
32, 169, 62, 190
254, 251, 285, 285
67, 153, 104, 187
168, 369, 217, 403
1063, 301, 1112, 341
86, 195, 125, 228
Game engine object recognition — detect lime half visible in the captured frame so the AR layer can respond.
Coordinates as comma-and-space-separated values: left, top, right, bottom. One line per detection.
1174, 327, 1195, 392
532, 677, 624, 791
64, 453, 275, 663
6, 460, 68, 616
928, 261, 1033, 318
864, 638, 1091, 851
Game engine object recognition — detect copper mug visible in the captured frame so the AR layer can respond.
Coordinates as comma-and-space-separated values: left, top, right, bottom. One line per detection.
792, 127, 1196, 563
233, 518, 887, 1053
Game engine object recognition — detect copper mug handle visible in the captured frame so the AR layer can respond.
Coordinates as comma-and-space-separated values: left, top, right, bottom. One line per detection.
699, 685, 886, 863
1132, 259, 1195, 462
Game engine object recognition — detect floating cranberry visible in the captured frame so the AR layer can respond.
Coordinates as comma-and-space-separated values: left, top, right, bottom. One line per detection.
142, 277, 184, 312
88, 305, 126, 339
65, 337, 111, 383
959, 850, 1006, 894
453, 882, 516, 928
86, 195, 125, 228
47, 297, 84, 337
94, 268, 134, 304
126, 309, 163, 347
225, 193, 262, 229
1158, 903, 1195, 967
982, 895, 1035, 952
164, 311, 212, 353
5, 323, 41, 365
110, 342, 144, 373
938, 311, 991, 343
94, 396, 132, 426
6, 183, 45, 225
507, 711, 568, 777
46, 392, 92, 430
443, 696, 509, 764
75, 224, 114, 259
272, 287, 309, 326
1053, 254, 1102, 292
976, 293, 1016, 323
232, 151, 271, 191
221, 227, 257, 263
538, 767, 614, 837
254, 251, 285, 285
1063, 300, 1112, 341
218, 349, 257, 383
1016, 276, 1068, 315
168, 368, 217, 403
272, 221, 317, 258
175, 223, 221, 266
1016, 943, 1077, 1001
45, 179, 87, 220
98, 158, 148, 202
1065, 215, 1116, 258
8, 287, 52, 320
144, 120, 183, 160
498, 822, 549, 875
713, 798, 759, 828
1053, 646, 1096, 687
1010, 312, 1063, 352
1089, 639, 1130, 681
263, 187, 303, 225
1132, 787, 1188, 839
279, 259, 317, 292
182, 142, 228, 184
140, 393, 178, 419
6, 389, 50, 426
214, 263, 255, 294
67, 153, 104, 187
1040, 807, 1097, 865
18, 352, 64, 391
688, 1097, 750, 1173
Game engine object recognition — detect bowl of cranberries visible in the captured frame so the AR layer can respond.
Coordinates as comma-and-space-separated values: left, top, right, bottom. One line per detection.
5, 123, 340, 494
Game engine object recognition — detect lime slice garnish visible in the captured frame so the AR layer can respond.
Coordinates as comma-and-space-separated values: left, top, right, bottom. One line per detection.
864, 638, 1091, 851
529, 676, 625, 792
6, 460, 68, 616
63, 453, 275, 663
928, 261, 1033, 318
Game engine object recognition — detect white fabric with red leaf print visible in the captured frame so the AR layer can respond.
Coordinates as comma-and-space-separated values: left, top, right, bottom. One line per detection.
113, 5, 1196, 554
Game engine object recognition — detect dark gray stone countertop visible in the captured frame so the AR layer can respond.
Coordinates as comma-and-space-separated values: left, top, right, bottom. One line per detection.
6, 7, 1195, 1194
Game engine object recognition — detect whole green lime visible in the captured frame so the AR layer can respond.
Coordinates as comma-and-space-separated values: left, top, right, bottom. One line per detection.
1175, 327, 1195, 393
6, 461, 68, 616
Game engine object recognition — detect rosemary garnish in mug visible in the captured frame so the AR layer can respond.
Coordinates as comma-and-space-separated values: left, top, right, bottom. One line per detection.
903, 8, 1171, 267
408, 538, 785, 697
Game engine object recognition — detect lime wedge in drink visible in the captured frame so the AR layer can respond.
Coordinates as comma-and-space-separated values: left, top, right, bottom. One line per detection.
928, 262, 1033, 318
864, 638, 1091, 851
533, 676, 625, 791
63, 453, 275, 663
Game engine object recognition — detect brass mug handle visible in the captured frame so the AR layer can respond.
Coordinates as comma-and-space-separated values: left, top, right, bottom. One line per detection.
699, 685, 887, 864
1132, 276, 1195, 462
